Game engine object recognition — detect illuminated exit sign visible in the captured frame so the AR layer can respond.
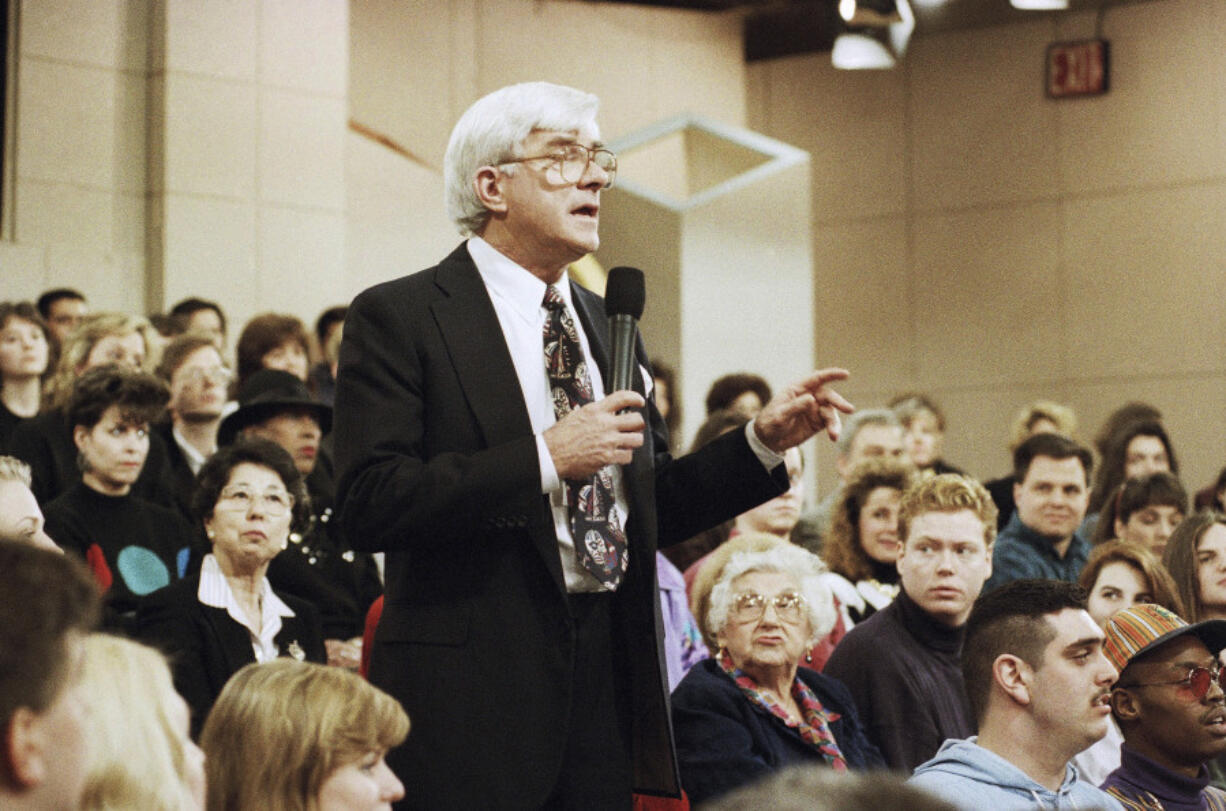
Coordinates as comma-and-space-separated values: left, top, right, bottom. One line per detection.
1046, 39, 1110, 99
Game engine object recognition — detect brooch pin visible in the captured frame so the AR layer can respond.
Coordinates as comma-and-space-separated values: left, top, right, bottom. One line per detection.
286, 641, 306, 661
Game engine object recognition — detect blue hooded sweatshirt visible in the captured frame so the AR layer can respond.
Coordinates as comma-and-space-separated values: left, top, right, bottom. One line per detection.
908, 738, 1125, 811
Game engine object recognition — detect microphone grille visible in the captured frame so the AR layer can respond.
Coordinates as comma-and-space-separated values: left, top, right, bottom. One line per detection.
605, 266, 645, 319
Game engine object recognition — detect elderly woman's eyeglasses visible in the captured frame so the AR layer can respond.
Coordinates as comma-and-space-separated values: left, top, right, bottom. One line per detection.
1120, 665, 1226, 701
499, 144, 617, 188
216, 486, 294, 516
730, 591, 807, 625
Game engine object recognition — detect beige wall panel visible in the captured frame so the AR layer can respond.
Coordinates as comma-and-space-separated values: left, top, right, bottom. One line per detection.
112, 192, 145, 253
1062, 185, 1226, 378
164, 73, 257, 198
1057, 0, 1226, 192
163, 0, 257, 79
0, 243, 48, 298
258, 91, 346, 209
14, 181, 114, 248
933, 383, 1076, 482
344, 134, 458, 296
259, 0, 348, 95
258, 207, 347, 323
160, 195, 256, 308
814, 217, 911, 394
749, 54, 907, 222
910, 20, 1059, 212
913, 201, 1063, 388
20, 0, 148, 70
17, 60, 128, 189
45, 246, 144, 314
348, 0, 464, 171
1064, 375, 1226, 501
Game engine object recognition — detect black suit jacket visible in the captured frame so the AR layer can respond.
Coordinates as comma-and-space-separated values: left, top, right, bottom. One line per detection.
333, 244, 786, 807
136, 573, 326, 737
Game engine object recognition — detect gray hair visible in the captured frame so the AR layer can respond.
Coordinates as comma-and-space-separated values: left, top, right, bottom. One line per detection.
834, 407, 901, 456
0, 455, 32, 487
443, 82, 601, 236
707, 545, 837, 646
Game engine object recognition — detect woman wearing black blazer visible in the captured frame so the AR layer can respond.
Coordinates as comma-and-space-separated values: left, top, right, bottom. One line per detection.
139, 438, 325, 735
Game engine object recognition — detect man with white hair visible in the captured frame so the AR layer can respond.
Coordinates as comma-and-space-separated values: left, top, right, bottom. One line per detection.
0, 455, 58, 550
334, 82, 854, 808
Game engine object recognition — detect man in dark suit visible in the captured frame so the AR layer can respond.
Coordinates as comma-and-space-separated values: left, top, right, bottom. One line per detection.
333, 81, 852, 810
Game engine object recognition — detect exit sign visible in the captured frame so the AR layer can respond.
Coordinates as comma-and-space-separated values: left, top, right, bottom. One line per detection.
1046, 39, 1110, 99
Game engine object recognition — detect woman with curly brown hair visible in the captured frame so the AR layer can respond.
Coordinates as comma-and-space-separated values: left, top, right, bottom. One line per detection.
820, 458, 915, 629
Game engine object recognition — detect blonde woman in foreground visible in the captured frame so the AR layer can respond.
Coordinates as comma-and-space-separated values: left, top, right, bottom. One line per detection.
77, 634, 206, 811
201, 658, 408, 811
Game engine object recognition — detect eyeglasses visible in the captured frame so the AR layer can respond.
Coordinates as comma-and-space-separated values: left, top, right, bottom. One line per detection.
216, 486, 294, 516
499, 143, 617, 188
730, 591, 807, 625
1121, 665, 1226, 701
179, 365, 232, 385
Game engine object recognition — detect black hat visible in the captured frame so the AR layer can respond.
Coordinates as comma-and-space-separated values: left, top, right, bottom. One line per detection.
217, 369, 331, 446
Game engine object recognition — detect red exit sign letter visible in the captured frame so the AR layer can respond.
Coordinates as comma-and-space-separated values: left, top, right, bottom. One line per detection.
1046, 39, 1110, 99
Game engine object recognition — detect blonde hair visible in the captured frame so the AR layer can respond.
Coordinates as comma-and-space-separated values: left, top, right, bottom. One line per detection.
44, 312, 156, 410
898, 473, 997, 548
77, 634, 199, 811
202, 659, 410, 811
1008, 400, 1077, 453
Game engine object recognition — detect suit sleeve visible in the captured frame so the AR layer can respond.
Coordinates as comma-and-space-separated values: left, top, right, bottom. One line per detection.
332, 283, 542, 554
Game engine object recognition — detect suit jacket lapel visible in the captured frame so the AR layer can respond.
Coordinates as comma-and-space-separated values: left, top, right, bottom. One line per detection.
430, 246, 566, 590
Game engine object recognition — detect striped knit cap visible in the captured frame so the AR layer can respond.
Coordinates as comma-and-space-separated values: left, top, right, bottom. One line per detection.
1103, 603, 1226, 675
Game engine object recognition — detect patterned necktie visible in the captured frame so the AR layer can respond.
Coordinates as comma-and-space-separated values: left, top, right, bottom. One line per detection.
542, 284, 629, 589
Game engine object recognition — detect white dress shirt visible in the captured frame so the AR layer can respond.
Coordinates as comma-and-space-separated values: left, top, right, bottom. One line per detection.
197, 553, 296, 662
467, 237, 783, 592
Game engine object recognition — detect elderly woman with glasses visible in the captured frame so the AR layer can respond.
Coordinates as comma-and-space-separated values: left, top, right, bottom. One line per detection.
138, 437, 325, 735
671, 534, 883, 805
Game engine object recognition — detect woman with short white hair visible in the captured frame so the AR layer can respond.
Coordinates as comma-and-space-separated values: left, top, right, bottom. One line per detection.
671, 534, 883, 805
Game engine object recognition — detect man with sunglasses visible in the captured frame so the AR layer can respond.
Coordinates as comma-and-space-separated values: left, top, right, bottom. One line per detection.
1101, 603, 1226, 808
334, 81, 854, 809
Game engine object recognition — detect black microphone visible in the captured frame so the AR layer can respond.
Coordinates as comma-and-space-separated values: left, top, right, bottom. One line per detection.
604, 266, 645, 394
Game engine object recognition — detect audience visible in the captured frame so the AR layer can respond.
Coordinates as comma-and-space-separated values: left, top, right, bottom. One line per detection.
824, 473, 995, 770
984, 400, 1078, 530
794, 408, 907, 554
984, 432, 1093, 592
43, 365, 195, 630
218, 368, 382, 664
651, 359, 680, 444
908, 579, 1123, 810
155, 332, 231, 519
1101, 603, 1226, 808
703, 765, 957, 811
0, 302, 50, 452
705, 372, 772, 418
36, 287, 88, 346
9, 311, 176, 506
234, 312, 311, 390
0, 539, 100, 811
0, 456, 57, 549
310, 305, 348, 406
821, 458, 915, 628
1165, 511, 1226, 623
77, 634, 206, 810
169, 297, 227, 350
201, 658, 408, 811
138, 438, 326, 734
1092, 471, 1188, 555
890, 392, 963, 475
1072, 540, 1185, 785
671, 541, 881, 804
1087, 420, 1179, 540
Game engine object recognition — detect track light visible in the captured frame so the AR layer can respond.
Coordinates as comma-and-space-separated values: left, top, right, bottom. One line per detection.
839, 0, 902, 26
833, 0, 914, 70
1010, 0, 1069, 8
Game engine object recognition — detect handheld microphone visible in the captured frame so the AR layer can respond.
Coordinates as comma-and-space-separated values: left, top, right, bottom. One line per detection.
604, 266, 646, 394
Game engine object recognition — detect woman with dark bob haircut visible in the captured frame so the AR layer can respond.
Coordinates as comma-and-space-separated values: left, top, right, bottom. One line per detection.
234, 313, 311, 390
1090, 471, 1188, 555
138, 437, 326, 736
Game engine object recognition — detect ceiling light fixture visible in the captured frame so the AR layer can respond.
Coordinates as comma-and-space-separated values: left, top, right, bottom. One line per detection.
1010, 0, 1069, 9
832, 31, 896, 69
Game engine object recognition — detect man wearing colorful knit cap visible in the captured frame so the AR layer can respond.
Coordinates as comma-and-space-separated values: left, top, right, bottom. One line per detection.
1102, 603, 1226, 810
